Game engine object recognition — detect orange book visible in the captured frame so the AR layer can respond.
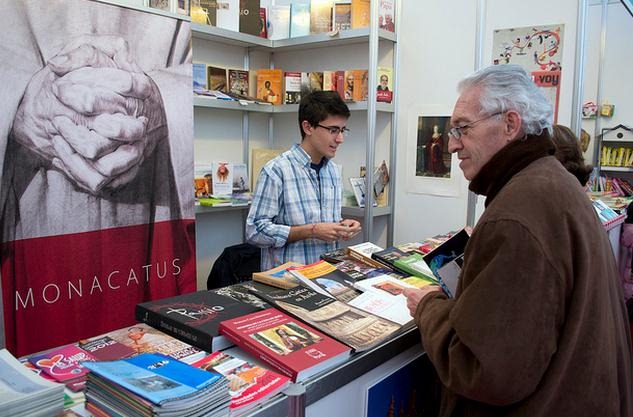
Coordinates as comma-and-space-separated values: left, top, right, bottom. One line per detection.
351, 0, 370, 29
352, 69, 368, 102
256, 69, 284, 105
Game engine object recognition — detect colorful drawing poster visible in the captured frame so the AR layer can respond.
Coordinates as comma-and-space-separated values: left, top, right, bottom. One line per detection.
532, 70, 561, 123
492, 24, 564, 71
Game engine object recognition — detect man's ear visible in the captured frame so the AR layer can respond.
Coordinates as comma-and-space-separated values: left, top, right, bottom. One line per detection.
505, 110, 523, 140
301, 120, 313, 137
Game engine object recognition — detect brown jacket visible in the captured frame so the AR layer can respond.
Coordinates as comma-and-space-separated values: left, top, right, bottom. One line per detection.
415, 133, 633, 417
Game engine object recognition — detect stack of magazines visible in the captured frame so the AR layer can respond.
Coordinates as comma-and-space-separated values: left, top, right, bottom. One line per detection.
0, 348, 64, 417
83, 353, 230, 417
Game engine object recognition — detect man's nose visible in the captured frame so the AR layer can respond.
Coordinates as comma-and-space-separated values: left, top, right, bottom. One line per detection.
447, 135, 461, 153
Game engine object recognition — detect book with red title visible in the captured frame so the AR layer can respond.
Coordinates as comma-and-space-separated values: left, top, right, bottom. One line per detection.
192, 350, 290, 415
219, 308, 351, 382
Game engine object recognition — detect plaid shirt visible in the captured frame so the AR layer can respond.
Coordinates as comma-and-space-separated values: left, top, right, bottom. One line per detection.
246, 144, 342, 270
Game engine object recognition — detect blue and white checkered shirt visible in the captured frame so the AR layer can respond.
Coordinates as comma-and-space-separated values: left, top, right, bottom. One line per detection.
246, 144, 342, 270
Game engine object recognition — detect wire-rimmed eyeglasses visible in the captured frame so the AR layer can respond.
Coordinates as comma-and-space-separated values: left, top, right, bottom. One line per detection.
448, 111, 504, 140
316, 124, 351, 137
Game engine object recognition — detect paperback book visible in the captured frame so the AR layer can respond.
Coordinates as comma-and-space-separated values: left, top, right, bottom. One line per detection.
239, 0, 262, 36
208, 65, 228, 92
228, 69, 250, 96
83, 353, 229, 415
376, 66, 393, 103
352, 274, 417, 326
310, 0, 333, 33
256, 68, 284, 105
289, 1, 310, 37
136, 290, 261, 353
347, 241, 386, 268
193, 350, 290, 414
333, 1, 352, 31
78, 335, 137, 361
422, 228, 470, 297
249, 284, 401, 352
193, 62, 208, 92
220, 308, 351, 381
287, 260, 362, 303
252, 261, 304, 289
27, 343, 96, 392
392, 252, 438, 284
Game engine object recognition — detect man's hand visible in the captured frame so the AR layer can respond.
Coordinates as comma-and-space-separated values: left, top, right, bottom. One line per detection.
312, 220, 361, 242
403, 286, 442, 317
338, 219, 362, 241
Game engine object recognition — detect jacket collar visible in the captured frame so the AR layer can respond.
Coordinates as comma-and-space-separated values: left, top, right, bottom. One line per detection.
291, 143, 330, 168
469, 131, 555, 207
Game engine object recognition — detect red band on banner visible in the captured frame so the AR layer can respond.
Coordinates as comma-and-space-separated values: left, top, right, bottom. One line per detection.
1, 220, 196, 357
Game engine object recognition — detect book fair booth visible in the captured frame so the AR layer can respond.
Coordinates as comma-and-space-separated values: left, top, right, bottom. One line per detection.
0, 0, 631, 416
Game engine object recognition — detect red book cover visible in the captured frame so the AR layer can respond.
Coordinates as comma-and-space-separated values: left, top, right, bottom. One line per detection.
192, 351, 290, 413
219, 308, 351, 382
28, 343, 96, 391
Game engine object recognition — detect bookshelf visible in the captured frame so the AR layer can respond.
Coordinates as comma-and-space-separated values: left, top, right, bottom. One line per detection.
192, 1, 400, 287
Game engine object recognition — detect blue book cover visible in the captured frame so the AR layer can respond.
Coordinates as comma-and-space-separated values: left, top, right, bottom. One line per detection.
289, 2, 310, 38
83, 353, 222, 405
193, 63, 207, 91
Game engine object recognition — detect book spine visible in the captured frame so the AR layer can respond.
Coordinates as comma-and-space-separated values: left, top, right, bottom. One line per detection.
219, 324, 297, 380
348, 250, 385, 269
134, 305, 213, 352
252, 275, 296, 289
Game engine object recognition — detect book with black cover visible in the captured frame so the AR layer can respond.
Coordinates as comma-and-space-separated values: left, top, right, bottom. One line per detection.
136, 291, 260, 353
422, 228, 469, 297
371, 246, 410, 273
287, 260, 362, 303
249, 285, 401, 352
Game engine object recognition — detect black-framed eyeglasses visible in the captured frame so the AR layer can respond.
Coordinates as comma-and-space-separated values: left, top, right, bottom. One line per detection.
316, 124, 351, 137
448, 111, 504, 140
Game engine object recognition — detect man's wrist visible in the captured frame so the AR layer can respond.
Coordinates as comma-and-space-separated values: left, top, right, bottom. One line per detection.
311, 223, 317, 238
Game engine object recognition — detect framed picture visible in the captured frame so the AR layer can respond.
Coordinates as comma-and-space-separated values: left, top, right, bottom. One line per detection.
363, 352, 440, 417
406, 105, 463, 197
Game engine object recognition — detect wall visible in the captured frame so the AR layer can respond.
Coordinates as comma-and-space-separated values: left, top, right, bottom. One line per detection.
394, 0, 580, 243
582, 1, 633, 165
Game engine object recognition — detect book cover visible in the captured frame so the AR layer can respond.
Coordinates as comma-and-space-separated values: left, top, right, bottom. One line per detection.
192, 350, 290, 413
249, 285, 401, 352
212, 282, 270, 310
191, 0, 217, 25
333, 1, 352, 31
371, 246, 410, 272
343, 70, 355, 101
178, 0, 190, 15
335, 258, 382, 280
335, 70, 346, 100
259, 7, 267, 38
352, 69, 368, 101
422, 228, 470, 297
217, 0, 240, 31
347, 241, 386, 268
351, 0, 370, 29
194, 163, 213, 198
310, 0, 333, 34
28, 344, 95, 388
378, 0, 395, 32
284, 71, 302, 104
208, 65, 228, 92
351, 274, 416, 325
228, 69, 250, 96
256, 68, 284, 105
323, 70, 336, 91
212, 161, 234, 196
220, 308, 351, 381
376, 66, 393, 103
309, 71, 324, 92
287, 260, 362, 303
301, 72, 311, 93
83, 353, 223, 406
136, 290, 260, 353
78, 336, 137, 361
290, 2, 310, 38
240, 0, 261, 36
251, 148, 284, 190
232, 162, 250, 194
349, 177, 368, 207
252, 261, 303, 289
320, 247, 352, 264
267, 5, 290, 40
93, 323, 206, 364
392, 253, 438, 284
193, 63, 208, 92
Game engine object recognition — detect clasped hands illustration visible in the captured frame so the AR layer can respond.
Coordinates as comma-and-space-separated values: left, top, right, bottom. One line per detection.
11, 34, 167, 194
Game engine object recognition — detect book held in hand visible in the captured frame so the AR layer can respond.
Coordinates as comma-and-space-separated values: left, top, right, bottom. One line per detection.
136, 290, 260, 353
220, 308, 351, 381
422, 228, 470, 297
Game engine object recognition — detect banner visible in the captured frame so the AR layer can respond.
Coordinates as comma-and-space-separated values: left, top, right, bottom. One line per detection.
0, 0, 196, 356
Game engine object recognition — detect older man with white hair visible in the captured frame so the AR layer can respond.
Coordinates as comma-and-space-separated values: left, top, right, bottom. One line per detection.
404, 65, 632, 417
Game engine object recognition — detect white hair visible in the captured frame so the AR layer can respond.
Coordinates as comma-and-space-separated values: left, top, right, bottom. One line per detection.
458, 65, 553, 136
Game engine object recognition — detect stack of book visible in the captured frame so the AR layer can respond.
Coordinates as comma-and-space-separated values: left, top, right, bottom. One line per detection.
83, 353, 230, 417
0, 348, 64, 417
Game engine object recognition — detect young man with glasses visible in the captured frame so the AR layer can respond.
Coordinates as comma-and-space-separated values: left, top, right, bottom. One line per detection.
404, 65, 632, 417
246, 91, 361, 270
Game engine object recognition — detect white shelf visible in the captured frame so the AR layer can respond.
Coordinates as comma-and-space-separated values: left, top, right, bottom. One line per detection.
341, 205, 391, 217
194, 98, 394, 113
191, 25, 396, 50
600, 166, 633, 172
195, 205, 250, 215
